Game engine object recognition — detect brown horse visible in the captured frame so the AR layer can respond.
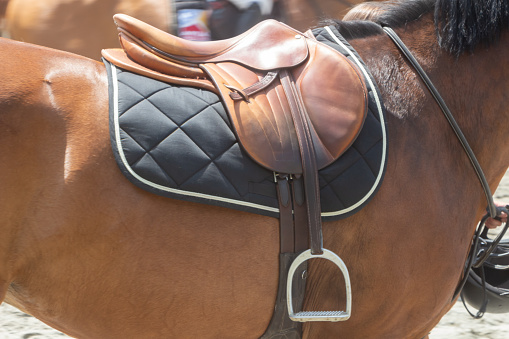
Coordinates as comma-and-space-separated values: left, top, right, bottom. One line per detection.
3, 0, 175, 59
1, 0, 508, 338
2, 0, 370, 59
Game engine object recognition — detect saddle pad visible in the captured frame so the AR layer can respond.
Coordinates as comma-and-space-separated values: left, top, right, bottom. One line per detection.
103, 25, 387, 221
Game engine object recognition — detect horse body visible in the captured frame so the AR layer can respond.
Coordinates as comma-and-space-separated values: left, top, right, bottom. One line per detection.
1, 1, 509, 338
0, 38, 281, 338
4, 0, 172, 59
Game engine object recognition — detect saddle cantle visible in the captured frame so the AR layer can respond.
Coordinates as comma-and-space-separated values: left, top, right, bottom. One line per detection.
102, 15, 368, 326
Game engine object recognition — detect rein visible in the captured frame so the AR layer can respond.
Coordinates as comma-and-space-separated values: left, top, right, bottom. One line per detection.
382, 26, 509, 301
383, 27, 496, 217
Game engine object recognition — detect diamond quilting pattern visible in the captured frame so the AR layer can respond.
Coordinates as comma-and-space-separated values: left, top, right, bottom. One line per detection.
114, 71, 278, 209
179, 106, 237, 159
149, 129, 215, 186
120, 98, 179, 151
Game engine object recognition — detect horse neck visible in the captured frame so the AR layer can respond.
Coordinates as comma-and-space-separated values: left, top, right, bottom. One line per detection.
352, 17, 509, 190
428, 33, 509, 185
302, 21, 509, 338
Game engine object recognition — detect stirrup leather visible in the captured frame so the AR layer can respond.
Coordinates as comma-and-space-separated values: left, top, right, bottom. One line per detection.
286, 249, 352, 322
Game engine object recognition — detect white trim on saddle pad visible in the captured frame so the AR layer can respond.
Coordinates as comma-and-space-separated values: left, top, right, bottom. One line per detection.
322, 26, 387, 217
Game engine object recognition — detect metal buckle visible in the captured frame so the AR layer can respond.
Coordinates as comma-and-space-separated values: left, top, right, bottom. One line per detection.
286, 249, 352, 322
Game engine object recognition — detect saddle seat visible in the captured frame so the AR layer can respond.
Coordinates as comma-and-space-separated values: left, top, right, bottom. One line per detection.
113, 14, 309, 70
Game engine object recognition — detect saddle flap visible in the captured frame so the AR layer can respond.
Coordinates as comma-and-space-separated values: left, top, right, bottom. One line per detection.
113, 14, 309, 71
200, 40, 368, 174
297, 40, 368, 164
202, 62, 303, 174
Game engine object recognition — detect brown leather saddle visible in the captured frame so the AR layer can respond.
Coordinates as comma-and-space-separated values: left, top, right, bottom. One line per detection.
103, 14, 367, 324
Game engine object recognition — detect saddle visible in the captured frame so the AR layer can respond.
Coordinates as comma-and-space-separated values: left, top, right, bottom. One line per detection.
103, 14, 367, 325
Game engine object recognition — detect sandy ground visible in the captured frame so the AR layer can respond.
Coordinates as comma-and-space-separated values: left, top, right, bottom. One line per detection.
2, 172, 509, 338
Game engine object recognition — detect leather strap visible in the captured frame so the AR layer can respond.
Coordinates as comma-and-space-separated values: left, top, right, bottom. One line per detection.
276, 174, 295, 253
263, 70, 323, 339
292, 175, 310, 253
279, 69, 324, 255
228, 71, 279, 101
259, 253, 306, 339
382, 26, 503, 302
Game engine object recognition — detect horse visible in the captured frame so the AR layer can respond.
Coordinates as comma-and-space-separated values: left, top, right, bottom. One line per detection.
0, 0, 508, 338
3, 0, 175, 59
2, 0, 370, 59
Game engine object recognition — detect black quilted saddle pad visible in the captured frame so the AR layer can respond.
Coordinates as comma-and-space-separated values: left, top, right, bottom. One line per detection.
103, 25, 387, 221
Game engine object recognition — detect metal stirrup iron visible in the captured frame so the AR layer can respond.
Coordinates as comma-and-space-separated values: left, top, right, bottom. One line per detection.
287, 249, 352, 321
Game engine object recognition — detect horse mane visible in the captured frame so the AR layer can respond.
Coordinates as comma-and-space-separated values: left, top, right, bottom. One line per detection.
435, 0, 509, 55
324, 0, 509, 55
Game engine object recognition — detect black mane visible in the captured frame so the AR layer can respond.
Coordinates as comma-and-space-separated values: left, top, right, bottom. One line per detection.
326, 0, 509, 55
435, 0, 509, 55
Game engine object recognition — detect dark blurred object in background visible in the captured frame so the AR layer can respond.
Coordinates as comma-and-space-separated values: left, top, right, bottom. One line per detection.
175, 0, 211, 40
208, 0, 282, 40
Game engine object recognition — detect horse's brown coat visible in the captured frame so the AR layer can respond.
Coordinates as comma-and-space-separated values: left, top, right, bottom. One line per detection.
2, 0, 369, 60
0, 7, 508, 339
4, 0, 174, 59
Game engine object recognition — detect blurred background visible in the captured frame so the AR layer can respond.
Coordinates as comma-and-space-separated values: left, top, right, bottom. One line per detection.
0, 0, 362, 59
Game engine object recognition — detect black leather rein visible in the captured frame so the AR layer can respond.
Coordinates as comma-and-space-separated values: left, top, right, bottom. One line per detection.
382, 26, 509, 301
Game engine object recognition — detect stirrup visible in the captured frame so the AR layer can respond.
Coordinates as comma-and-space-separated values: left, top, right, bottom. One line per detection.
287, 249, 352, 322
